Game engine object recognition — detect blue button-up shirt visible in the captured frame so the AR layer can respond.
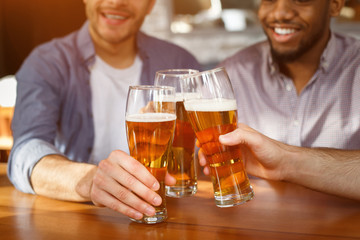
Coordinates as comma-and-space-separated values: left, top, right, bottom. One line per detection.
8, 21, 201, 194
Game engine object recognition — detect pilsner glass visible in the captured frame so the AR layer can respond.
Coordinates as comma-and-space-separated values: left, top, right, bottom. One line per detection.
181, 67, 254, 207
125, 85, 176, 223
155, 69, 199, 198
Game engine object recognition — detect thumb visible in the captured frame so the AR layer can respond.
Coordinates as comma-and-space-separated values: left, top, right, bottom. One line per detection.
219, 128, 244, 146
219, 124, 260, 147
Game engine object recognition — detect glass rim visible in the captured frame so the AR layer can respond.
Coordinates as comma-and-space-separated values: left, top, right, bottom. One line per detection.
182, 67, 226, 79
129, 85, 175, 91
155, 69, 199, 77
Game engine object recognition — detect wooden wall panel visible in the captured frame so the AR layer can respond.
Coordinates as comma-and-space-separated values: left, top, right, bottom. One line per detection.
0, 0, 86, 77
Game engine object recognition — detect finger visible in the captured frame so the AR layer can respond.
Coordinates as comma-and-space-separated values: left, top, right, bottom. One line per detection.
98, 158, 162, 208
198, 149, 207, 167
203, 165, 210, 176
92, 189, 144, 220
219, 125, 261, 147
111, 151, 160, 191
165, 172, 176, 186
91, 171, 154, 219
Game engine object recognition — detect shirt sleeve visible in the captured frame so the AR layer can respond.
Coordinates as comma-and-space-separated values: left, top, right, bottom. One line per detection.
7, 139, 64, 194
7, 45, 64, 193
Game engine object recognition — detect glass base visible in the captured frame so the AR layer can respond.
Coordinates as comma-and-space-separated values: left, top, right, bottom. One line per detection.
165, 185, 197, 198
215, 188, 254, 208
129, 209, 167, 224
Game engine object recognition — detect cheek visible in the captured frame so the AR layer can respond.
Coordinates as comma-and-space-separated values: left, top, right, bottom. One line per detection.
257, 8, 266, 22
301, 12, 325, 33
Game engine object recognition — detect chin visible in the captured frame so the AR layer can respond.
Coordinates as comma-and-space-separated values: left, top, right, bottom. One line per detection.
270, 46, 304, 63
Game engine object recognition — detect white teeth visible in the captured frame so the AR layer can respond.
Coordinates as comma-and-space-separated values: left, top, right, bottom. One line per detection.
105, 14, 126, 20
274, 28, 296, 35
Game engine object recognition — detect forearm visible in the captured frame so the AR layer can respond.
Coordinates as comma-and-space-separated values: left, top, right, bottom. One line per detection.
285, 147, 360, 200
31, 154, 97, 202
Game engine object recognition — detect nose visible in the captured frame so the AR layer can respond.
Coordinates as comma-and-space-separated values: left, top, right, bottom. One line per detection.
272, 0, 296, 22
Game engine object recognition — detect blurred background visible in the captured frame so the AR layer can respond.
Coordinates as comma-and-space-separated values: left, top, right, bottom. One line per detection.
1, 0, 360, 77
1, 0, 359, 77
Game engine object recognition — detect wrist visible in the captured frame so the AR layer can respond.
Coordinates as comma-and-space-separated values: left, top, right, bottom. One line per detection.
75, 164, 98, 201
280, 145, 306, 182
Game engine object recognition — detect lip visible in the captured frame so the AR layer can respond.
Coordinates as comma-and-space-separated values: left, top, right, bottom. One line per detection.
100, 10, 131, 25
268, 25, 301, 44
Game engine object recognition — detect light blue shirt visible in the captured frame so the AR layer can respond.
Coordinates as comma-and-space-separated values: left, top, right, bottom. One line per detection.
220, 32, 360, 149
8, 21, 201, 194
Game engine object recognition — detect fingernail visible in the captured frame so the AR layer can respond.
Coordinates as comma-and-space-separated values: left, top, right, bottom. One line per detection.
219, 134, 229, 143
152, 196, 162, 206
134, 212, 143, 220
151, 182, 160, 191
145, 207, 155, 216
219, 134, 227, 140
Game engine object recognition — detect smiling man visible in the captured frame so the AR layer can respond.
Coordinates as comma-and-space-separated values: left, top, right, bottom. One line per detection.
199, 0, 360, 200
8, 0, 200, 221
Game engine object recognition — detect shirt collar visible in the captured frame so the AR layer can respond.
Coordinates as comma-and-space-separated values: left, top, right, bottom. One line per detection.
77, 21, 96, 68
136, 31, 150, 62
268, 49, 277, 76
76, 21, 149, 69
319, 31, 337, 73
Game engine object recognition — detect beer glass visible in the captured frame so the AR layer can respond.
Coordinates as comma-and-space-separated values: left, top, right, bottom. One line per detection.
125, 85, 176, 223
181, 67, 254, 207
155, 69, 198, 198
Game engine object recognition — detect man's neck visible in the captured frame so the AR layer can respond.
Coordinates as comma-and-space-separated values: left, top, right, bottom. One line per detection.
92, 33, 138, 69
278, 33, 331, 95
279, 57, 319, 95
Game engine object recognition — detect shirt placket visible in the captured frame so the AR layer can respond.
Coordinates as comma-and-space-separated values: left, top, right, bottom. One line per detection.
282, 77, 303, 146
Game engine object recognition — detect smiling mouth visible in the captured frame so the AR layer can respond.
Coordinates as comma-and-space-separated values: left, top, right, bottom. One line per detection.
104, 13, 127, 20
274, 27, 296, 35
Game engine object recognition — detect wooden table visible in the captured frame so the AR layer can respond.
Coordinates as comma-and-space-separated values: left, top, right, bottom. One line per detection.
1, 163, 360, 240
0, 137, 12, 162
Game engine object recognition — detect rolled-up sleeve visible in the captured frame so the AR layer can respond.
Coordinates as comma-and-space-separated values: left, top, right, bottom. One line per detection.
7, 139, 63, 193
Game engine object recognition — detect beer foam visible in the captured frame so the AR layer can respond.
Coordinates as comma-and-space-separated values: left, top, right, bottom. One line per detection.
175, 93, 183, 102
184, 98, 237, 112
175, 92, 199, 102
126, 113, 176, 122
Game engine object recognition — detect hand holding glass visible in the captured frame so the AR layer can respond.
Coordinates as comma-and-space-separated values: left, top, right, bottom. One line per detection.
125, 85, 176, 223
181, 67, 254, 207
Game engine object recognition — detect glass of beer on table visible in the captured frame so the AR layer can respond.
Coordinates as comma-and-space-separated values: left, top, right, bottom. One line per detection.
125, 85, 176, 223
155, 69, 199, 198
181, 67, 254, 207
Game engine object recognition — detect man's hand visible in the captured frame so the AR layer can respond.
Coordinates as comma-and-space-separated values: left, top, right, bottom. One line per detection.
31, 150, 176, 221
199, 123, 360, 200
198, 123, 295, 181
90, 150, 176, 220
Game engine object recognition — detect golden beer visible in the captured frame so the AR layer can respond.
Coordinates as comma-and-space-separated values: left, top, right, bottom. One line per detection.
154, 69, 199, 198
185, 99, 254, 207
166, 100, 197, 197
126, 112, 176, 223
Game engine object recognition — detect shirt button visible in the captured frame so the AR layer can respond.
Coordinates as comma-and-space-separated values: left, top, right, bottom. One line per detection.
293, 120, 300, 127
270, 66, 275, 74
286, 84, 292, 91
